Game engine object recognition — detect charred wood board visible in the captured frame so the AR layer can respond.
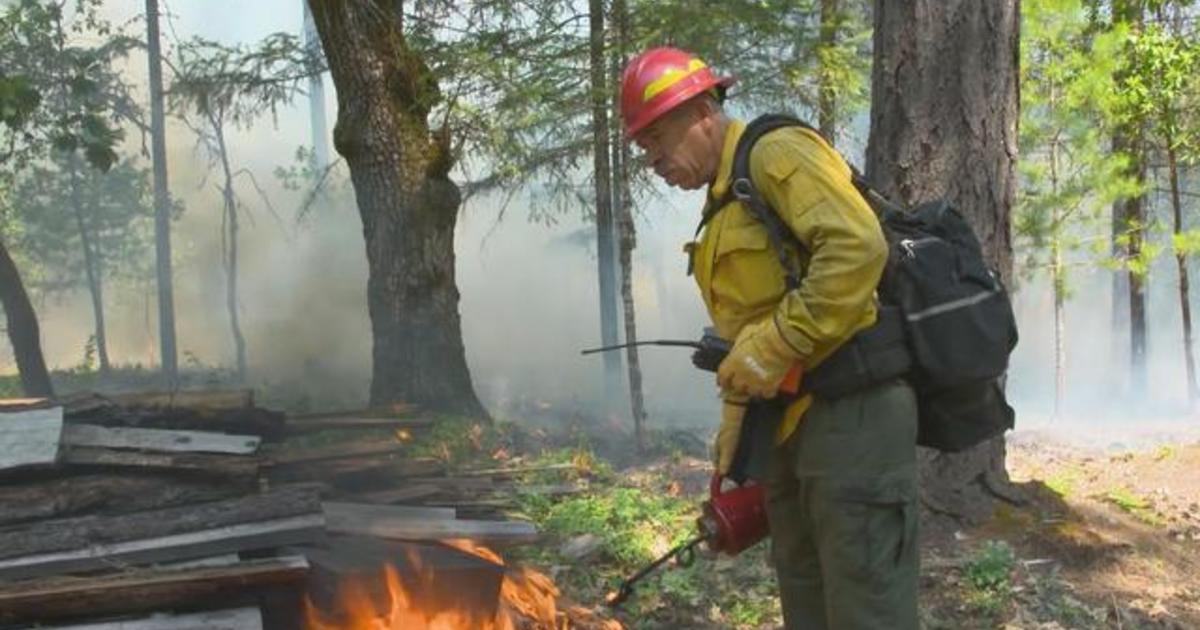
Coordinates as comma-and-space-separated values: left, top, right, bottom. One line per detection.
36, 606, 264, 629
0, 473, 248, 527
61, 447, 260, 478
63, 424, 261, 455
299, 536, 502, 624
0, 557, 304, 624
0, 486, 324, 580
0, 406, 63, 471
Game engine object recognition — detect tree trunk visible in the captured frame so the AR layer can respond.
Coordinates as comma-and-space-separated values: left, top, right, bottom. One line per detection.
307, 0, 486, 418
867, 0, 1021, 525
1167, 144, 1197, 404
1049, 122, 1064, 419
145, 0, 178, 384
302, 0, 331, 169
610, 0, 646, 450
211, 116, 247, 382
0, 238, 53, 397
589, 0, 623, 412
69, 158, 111, 374
818, 0, 840, 141
1112, 0, 1148, 398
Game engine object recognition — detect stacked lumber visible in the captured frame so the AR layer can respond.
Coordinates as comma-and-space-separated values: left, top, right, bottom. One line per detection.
0, 391, 545, 628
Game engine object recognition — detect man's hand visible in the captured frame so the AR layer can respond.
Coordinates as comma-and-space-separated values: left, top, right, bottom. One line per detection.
714, 399, 748, 476
717, 317, 804, 399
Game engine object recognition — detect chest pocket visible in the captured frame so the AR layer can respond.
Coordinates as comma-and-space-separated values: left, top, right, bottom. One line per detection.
710, 222, 790, 316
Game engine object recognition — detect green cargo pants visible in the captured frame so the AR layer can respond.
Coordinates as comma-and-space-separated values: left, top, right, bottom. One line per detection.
765, 378, 919, 630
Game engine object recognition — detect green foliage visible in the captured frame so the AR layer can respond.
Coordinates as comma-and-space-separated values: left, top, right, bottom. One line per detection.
0, 0, 136, 174
1104, 486, 1165, 525
1017, 0, 1142, 284
963, 540, 1016, 614
7, 155, 154, 294
520, 485, 693, 568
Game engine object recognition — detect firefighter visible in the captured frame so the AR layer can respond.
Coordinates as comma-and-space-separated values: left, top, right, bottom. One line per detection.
619, 47, 919, 630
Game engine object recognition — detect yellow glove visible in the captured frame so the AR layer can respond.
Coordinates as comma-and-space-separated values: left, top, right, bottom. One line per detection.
717, 316, 804, 400
714, 398, 748, 476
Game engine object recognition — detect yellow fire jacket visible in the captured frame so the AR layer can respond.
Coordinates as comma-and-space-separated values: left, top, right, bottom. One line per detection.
687, 119, 888, 441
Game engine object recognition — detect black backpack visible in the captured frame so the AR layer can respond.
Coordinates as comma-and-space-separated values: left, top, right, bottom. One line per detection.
725, 114, 1018, 452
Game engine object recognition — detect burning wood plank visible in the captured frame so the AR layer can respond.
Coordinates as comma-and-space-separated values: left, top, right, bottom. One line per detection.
0, 406, 63, 471
38, 606, 265, 629
0, 558, 305, 624
63, 424, 261, 455
0, 486, 325, 580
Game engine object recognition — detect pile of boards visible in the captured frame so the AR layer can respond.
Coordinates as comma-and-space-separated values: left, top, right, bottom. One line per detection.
0, 390, 549, 629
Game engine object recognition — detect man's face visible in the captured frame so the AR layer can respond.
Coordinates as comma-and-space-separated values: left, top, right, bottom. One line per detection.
633, 103, 716, 191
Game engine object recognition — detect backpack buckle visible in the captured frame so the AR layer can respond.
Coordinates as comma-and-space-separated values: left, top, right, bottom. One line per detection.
731, 178, 756, 201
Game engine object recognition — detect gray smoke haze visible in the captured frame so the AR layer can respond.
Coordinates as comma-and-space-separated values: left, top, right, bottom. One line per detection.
5, 0, 1197, 443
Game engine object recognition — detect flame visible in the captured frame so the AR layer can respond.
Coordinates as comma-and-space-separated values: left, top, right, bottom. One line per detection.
304, 540, 621, 630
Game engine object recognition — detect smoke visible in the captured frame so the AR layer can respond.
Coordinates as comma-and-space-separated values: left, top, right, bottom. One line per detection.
6, 0, 1196, 444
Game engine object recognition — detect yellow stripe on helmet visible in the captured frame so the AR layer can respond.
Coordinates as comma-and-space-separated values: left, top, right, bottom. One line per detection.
642, 58, 708, 102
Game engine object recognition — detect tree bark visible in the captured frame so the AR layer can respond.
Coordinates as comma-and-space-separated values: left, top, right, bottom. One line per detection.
1167, 144, 1197, 404
145, 0, 178, 384
211, 115, 247, 382
589, 0, 623, 411
0, 237, 53, 397
1112, 0, 1148, 398
867, 0, 1020, 524
610, 0, 646, 450
307, 0, 486, 418
69, 157, 111, 373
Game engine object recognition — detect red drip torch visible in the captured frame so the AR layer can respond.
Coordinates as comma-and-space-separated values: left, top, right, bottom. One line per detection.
605, 473, 769, 607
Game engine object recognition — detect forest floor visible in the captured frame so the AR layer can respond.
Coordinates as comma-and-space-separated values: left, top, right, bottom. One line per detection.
477, 411, 1200, 629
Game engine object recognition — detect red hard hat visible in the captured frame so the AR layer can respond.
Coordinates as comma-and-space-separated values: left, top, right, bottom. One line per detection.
619, 47, 735, 138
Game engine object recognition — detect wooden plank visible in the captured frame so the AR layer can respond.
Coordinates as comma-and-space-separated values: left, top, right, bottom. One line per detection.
0, 474, 248, 527
0, 486, 324, 580
324, 501, 457, 525
106, 389, 254, 411
326, 515, 538, 545
0, 406, 63, 471
289, 404, 417, 420
284, 416, 433, 434
0, 514, 324, 581
268, 457, 446, 492
0, 558, 305, 623
42, 606, 263, 629
266, 439, 407, 465
456, 462, 576, 477
61, 447, 260, 477
64, 424, 261, 455
0, 397, 52, 411
348, 483, 442, 504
